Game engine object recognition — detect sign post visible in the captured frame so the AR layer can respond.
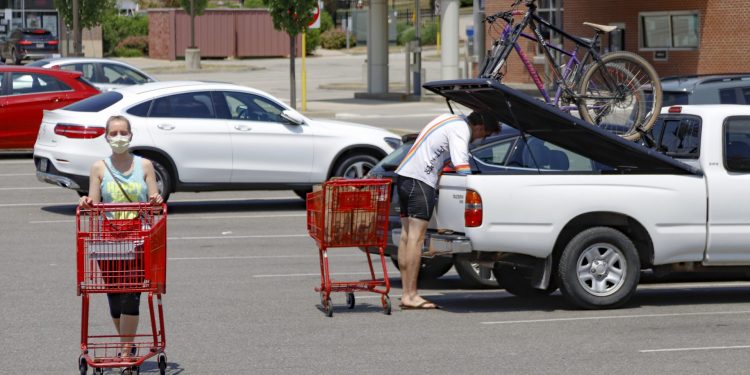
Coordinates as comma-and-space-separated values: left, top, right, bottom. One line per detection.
302, 1, 323, 112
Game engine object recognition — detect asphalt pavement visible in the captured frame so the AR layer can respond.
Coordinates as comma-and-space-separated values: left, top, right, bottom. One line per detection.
4, 152, 750, 374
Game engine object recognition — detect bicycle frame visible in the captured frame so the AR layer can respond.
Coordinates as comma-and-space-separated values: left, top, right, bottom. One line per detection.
482, 6, 606, 112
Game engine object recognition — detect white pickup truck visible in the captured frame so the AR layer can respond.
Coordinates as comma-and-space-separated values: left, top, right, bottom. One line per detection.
414, 79, 750, 309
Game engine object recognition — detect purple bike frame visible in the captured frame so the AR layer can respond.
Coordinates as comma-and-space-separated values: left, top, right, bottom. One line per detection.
500, 24, 581, 112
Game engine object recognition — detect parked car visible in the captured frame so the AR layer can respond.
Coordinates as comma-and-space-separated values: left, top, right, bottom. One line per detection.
0, 66, 100, 149
28, 58, 156, 91
33, 81, 401, 200
660, 73, 750, 106
0, 28, 60, 65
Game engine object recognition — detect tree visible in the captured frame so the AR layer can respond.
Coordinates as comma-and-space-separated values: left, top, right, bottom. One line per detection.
181, 0, 208, 48
263, 0, 316, 109
54, 0, 116, 55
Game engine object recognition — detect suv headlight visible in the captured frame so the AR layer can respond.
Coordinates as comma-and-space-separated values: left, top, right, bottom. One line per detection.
384, 137, 402, 150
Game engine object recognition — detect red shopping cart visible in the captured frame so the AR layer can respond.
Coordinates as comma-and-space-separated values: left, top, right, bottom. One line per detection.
76, 203, 168, 375
306, 178, 392, 317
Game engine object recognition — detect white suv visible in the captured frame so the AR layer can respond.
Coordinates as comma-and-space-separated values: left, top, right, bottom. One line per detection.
33, 81, 401, 200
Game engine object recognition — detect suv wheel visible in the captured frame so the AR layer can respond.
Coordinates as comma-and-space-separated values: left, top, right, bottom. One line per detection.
333, 154, 379, 179
390, 255, 454, 281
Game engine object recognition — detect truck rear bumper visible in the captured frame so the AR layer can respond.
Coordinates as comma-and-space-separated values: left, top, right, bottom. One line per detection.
392, 228, 473, 255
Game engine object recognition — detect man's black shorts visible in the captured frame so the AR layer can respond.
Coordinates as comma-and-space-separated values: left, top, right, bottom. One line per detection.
396, 175, 436, 221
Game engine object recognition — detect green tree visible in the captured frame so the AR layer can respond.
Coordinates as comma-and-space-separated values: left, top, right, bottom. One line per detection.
54, 0, 116, 55
262, 0, 316, 109
181, 0, 208, 48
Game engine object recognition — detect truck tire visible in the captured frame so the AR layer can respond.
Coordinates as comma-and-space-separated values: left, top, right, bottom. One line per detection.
390, 255, 454, 281
493, 264, 557, 297
558, 227, 640, 309
453, 254, 498, 288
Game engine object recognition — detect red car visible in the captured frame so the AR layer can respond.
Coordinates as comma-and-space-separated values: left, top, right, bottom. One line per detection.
0, 66, 99, 149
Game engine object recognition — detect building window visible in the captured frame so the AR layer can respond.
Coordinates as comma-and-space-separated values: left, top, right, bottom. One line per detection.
640, 11, 699, 50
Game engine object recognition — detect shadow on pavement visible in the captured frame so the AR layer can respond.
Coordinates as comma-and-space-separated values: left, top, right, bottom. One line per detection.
137, 360, 185, 374
0, 151, 33, 159
40, 198, 305, 217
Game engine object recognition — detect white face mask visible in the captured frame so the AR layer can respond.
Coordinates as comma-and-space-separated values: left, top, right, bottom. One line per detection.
109, 135, 131, 154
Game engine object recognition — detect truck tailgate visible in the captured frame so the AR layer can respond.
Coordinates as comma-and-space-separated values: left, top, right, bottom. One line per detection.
433, 174, 467, 233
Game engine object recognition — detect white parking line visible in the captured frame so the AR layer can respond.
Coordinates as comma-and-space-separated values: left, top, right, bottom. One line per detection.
170, 254, 361, 261
254, 272, 377, 278
0, 196, 300, 208
169, 234, 307, 240
0, 187, 60, 191
640, 345, 750, 353
29, 213, 305, 224
481, 310, 750, 325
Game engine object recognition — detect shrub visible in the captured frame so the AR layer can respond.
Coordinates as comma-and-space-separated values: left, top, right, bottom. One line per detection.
243, 0, 265, 8
113, 47, 144, 57
320, 11, 334, 33
320, 29, 355, 49
397, 25, 414, 45
102, 14, 149, 56
396, 20, 438, 46
116, 35, 149, 54
306, 28, 321, 54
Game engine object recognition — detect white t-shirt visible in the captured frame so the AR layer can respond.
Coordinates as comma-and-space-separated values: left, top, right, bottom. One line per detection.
396, 114, 472, 188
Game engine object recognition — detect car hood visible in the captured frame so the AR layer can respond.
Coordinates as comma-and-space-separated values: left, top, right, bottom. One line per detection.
423, 79, 702, 175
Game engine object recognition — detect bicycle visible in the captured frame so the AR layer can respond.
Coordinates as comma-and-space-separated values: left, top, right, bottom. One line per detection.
479, 0, 663, 141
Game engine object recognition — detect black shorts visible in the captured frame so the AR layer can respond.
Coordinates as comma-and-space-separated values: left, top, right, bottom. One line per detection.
396, 175, 436, 221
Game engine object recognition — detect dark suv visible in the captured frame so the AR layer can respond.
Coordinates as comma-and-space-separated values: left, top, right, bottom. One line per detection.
661, 74, 750, 106
0, 28, 59, 65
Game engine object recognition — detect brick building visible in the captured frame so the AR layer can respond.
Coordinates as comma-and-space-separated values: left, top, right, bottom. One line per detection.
482, 0, 750, 84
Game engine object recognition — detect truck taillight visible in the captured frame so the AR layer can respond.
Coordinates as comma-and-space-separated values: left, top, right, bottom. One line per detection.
54, 124, 105, 139
465, 189, 482, 227
668, 106, 682, 113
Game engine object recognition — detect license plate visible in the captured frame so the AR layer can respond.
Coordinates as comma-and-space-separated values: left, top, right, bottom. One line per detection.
36, 43, 44, 48
39, 158, 48, 172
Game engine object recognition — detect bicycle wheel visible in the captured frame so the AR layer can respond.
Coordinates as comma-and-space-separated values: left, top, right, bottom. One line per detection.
576, 51, 662, 141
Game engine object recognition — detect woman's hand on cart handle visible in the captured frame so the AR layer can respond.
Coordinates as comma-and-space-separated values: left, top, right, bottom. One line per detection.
78, 195, 93, 209
149, 193, 164, 206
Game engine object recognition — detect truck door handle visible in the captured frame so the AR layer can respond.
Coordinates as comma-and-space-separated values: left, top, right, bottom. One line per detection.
234, 124, 252, 131
157, 124, 175, 131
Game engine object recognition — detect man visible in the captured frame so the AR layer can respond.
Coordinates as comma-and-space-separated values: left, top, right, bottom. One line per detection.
395, 111, 499, 309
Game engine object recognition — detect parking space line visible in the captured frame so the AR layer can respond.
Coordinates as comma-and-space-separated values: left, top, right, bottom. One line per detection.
481, 310, 750, 325
29, 213, 305, 224
2, 196, 300, 208
254, 272, 377, 278
170, 234, 307, 240
640, 345, 750, 353
170, 254, 361, 260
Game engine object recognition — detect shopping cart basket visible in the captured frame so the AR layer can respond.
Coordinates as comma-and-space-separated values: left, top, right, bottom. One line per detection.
306, 178, 392, 317
76, 203, 168, 375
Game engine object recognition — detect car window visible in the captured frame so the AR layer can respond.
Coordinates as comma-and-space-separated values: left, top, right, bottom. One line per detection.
507, 137, 595, 171
724, 116, 750, 172
10, 72, 70, 95
102, 64, 149, 85
60, 63, 96, 81
221, 91, 284, 123
471, 139, 515, 166
718, 87, 750, 105
64, 91, 123, 112
126, 101, 152, 117
661, 91, 690, 106
652, 116, 701, 158
151, 92, 215, 119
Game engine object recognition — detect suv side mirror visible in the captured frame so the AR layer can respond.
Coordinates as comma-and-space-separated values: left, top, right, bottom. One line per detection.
280, 109, 305, 125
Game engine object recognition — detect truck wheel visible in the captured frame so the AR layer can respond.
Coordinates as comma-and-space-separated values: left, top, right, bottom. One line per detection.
558, 227, 640, 309
453, 254, 498, 288
493, 264, 557, 297
390, 255, 454, 281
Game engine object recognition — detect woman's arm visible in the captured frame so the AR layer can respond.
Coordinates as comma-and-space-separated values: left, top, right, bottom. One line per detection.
142, 159, 164, 204
79, 161, 104, 208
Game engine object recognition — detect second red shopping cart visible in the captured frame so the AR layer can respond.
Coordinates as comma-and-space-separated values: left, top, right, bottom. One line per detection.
307, 178, 392, 317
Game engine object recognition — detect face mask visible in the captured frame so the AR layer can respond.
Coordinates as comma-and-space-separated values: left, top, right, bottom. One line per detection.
109, 135, 131, 154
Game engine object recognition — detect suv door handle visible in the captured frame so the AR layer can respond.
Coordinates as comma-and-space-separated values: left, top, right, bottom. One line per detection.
50, 97, 62, 103
157, 124, 175, 130
234, 124, 252, 131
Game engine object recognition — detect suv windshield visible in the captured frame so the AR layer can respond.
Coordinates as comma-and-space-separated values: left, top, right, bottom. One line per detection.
63, 91, 123, 112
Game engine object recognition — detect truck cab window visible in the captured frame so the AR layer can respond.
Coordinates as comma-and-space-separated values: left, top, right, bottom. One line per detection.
724, 116, 750, 172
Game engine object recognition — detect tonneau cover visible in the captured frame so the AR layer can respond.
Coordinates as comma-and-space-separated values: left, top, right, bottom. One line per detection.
423, 79, 702, 175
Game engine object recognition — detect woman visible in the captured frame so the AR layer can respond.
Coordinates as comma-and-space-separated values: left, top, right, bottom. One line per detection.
79, 115, 163, 362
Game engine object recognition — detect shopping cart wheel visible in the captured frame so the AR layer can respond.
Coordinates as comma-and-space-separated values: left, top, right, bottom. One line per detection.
324, 297, 334, 317
157, 353, 168, 375
346, 293, 355, 309
382, 295, 392, 315
93, 368, 104, 375
78, 355, 87, 375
